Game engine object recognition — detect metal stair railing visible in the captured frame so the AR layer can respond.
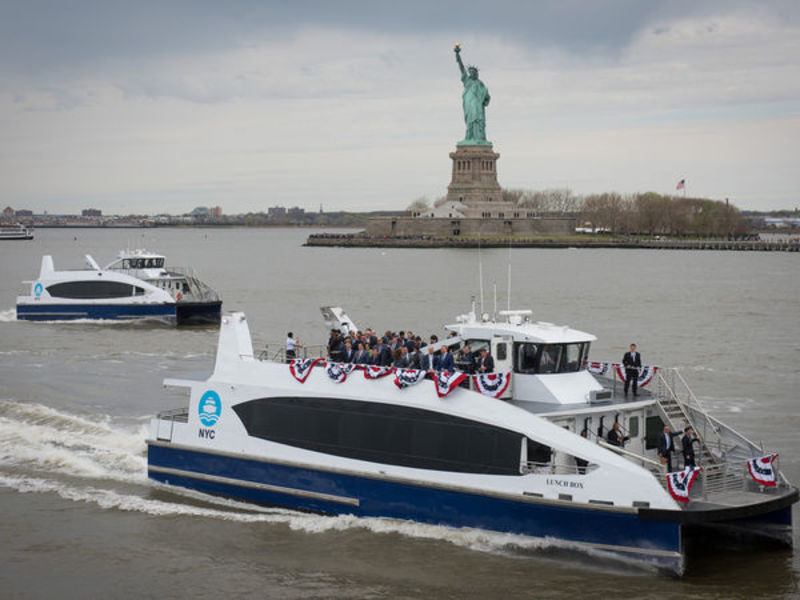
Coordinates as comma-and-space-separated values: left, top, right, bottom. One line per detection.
653, 368, 723, 466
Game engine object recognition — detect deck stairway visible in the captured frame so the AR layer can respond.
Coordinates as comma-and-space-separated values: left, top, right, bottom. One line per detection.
648, 369, 764, 498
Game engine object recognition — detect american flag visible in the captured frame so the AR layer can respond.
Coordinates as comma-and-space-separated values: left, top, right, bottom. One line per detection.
676, 179, 686, 190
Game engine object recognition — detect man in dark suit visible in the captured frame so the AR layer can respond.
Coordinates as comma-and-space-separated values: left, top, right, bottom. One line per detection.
477, 348, 494, 373
606, 422, 630, 447
657, 425, 679, 472
682, 426, 701, 468
439, 345, 455, 372
622, 343, 642, 396
354, 343, 369, 365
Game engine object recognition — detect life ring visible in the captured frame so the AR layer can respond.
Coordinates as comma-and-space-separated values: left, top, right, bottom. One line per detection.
176, 293, 183, 301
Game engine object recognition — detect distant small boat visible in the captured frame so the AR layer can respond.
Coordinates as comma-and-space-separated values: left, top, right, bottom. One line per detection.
0, 224, 33, 241
105, 249, 222, 326
17, 254, 175, 323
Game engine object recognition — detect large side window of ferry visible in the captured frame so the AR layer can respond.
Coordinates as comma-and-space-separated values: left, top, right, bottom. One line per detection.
234, 397, 525, 475
46, 280, 136, 299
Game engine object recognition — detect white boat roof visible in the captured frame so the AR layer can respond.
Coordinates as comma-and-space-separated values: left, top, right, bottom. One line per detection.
445, 309, 596, 344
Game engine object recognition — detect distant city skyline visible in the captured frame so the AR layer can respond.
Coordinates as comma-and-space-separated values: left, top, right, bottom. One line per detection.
1, 1, 799, 214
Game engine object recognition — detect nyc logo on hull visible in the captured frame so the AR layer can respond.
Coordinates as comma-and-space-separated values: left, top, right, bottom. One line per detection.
198, 390, 221, 439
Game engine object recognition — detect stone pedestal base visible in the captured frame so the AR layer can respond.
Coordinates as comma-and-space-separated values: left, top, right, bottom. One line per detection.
446, 144, 502, 206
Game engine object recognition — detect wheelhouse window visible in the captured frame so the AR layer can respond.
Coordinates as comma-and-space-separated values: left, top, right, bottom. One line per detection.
514, 342, 591, 374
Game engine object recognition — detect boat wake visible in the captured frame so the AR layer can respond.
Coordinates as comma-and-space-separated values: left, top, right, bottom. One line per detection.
0, 308, 17, 322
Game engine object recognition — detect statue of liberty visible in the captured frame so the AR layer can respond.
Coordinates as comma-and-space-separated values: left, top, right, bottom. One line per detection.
454, 44, 491, 145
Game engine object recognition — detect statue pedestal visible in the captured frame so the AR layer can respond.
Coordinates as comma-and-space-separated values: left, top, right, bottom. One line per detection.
446, 144, 502, 206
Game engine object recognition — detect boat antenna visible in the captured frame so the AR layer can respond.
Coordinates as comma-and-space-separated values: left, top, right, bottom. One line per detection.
478, 234, 484, 315
507, 236, 512, 311
493, 282, 497, 321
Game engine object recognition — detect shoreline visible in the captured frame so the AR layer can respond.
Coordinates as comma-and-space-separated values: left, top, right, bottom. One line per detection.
305, 235, 800, 252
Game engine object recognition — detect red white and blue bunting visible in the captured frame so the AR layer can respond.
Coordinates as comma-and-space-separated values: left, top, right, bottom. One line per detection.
362, 365, 394, 380
472, 372, 511, 399
666, 466, 702, 504
394, 368, 427, 389
587, 361, 614, 376
747, 454, 779, 487
614, 364, 658, 388
433, 370, 467, 398
325, 361, 356, 383
289, 358, 323, 383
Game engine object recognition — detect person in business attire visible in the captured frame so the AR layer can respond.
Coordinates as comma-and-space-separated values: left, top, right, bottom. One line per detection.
420, 346, 435, 371
657, 425, 679, 472
392, 347, 409, 369
622, 343, 642, 396
407, 343, 421, 370
606, 421, 630, 447
340, 340, 354, 362
354, 343, 370, 365
439, 345, 455, 372
682, 426, 701, 468
478, 347, 494, 373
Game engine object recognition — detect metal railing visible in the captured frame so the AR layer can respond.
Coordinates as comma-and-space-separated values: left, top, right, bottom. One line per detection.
257, 343, 328, 362
520, 461, 597, 475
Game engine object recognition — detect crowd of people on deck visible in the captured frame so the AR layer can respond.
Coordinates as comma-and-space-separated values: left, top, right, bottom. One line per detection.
307, 327, 496, 374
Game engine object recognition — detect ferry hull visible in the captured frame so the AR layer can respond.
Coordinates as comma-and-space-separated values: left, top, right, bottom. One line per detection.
17, 303, 176, 322
176, 301, 222, 326
147, 442, 684, 573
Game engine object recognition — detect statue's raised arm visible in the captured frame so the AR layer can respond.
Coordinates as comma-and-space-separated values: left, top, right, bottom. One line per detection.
453, 44, 491, 145
454, 44, 466, 78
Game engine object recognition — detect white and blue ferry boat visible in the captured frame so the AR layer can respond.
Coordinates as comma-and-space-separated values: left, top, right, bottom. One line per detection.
147, 307, 797, 574
17, 254, 175, 322
105, 248, 222, 326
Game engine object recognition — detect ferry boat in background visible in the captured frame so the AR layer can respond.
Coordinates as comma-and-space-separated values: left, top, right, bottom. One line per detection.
105, 249, 221, 326
146, 304, 797, 575
17, 254, 175, 322
0, 224, 34, 240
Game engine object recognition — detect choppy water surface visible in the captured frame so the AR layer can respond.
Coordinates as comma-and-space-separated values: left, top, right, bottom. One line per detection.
1, 228, 798, 599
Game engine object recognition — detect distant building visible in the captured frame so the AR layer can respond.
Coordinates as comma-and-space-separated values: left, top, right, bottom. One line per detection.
15, 209, 33, 217
287, 206, 305, 216
210, 206, 222, 217
190, 206, 210, 217
82, 208, 102, 217
268, 206, 286, 217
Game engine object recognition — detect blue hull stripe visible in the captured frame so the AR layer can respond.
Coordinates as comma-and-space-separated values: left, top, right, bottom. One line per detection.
17, 303, 175, 321
148, 443, 682, 565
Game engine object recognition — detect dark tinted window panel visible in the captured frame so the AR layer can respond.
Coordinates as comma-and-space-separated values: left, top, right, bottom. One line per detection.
234, 397, 523, 475
47, 280, 135, 299
645, 415, 665, 450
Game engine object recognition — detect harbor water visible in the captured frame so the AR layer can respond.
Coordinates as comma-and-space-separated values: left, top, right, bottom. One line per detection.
1, 228, 798, 599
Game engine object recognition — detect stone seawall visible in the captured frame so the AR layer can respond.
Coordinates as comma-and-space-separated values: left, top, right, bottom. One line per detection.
305, 235, 800, 252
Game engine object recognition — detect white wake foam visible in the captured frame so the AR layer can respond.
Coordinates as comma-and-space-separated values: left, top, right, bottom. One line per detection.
0, 400, 146, 483
0, 308, 17, 322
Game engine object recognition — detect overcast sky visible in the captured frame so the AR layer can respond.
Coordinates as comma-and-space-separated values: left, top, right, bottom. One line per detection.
1, 0, 798, 214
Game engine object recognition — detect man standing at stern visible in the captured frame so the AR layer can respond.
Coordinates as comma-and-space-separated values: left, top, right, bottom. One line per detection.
622, 343, 642, 396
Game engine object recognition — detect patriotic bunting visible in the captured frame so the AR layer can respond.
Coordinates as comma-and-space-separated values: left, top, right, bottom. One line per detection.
747, 454, 779, 487
433, 370, 467, 398
289, 358, 323, 383
362, 365, 394, 380
666, 466, 702, 504
325, 361, 356, 383
587, 361, 613, 376
394, 368, 427, 389
472, 372, 511, 399
614, 364, 658, 388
